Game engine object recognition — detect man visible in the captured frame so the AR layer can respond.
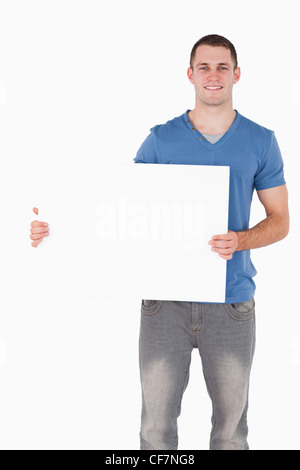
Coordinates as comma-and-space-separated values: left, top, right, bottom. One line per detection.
133, 34, 289, 450
30, 34, 289, 450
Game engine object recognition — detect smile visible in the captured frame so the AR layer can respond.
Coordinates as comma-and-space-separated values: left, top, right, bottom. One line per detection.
204, 86, 223, 90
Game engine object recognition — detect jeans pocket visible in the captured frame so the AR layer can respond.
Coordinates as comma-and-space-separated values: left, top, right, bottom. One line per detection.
224, 298, 255, 321
141, 300, 164, 316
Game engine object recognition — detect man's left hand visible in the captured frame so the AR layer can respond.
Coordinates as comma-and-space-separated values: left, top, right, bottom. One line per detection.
208, 230, 239, 260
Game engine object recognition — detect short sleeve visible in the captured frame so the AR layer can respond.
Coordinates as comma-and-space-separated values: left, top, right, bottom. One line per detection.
133, 131, 159, 164
254, 132, 286, 191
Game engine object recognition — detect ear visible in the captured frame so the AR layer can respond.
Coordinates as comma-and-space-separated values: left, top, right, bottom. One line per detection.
233, 66, 241, 85
187, 67, 194, 85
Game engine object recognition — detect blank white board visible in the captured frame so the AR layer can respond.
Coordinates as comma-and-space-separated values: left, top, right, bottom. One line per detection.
2, 162, 229, 303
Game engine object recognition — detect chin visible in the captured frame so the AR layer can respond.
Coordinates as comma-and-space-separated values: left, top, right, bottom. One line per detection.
200, 96, 228, 107
203, 99, 223, 107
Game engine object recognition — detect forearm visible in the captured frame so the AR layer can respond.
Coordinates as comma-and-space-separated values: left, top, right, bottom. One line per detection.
236, 213, 289, 252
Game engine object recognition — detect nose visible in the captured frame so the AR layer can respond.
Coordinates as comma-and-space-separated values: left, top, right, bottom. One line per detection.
207, 68, 221, 81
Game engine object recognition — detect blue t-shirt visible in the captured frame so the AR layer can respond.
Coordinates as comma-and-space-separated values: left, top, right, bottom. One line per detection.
133, 109, 286, 303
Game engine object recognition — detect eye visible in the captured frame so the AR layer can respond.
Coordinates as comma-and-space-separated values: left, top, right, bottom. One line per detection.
219, 67, 228, 71
199, 67, 207, 71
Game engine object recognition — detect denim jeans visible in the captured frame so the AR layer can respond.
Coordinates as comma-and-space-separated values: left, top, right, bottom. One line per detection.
139, 299, 256, 450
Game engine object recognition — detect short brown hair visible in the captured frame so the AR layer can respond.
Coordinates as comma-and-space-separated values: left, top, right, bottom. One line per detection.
190, 34, 238, 70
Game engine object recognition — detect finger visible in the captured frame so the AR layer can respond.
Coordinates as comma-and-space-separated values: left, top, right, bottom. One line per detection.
210, 240, 231, 249
31, 227, 49, 234
31, 238, 43, 247
31, 221, 48, 227
212, 247, 232, 255
211, 233, 233, 241
219, 253, 233, 260
30, 233, 49, 240
33, 207, 39, 215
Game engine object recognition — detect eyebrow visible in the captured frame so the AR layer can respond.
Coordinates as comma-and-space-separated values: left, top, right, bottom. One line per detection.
196, 62, 231, 67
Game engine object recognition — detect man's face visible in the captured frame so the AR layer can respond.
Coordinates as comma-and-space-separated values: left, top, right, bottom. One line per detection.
187, 45, 241, 107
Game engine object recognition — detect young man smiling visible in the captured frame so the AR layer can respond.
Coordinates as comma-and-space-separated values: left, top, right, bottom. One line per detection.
134, 34, 289, 450
30, 34, 289, 451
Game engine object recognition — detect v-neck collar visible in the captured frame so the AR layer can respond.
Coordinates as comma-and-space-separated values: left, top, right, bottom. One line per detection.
183, 109, 241, 150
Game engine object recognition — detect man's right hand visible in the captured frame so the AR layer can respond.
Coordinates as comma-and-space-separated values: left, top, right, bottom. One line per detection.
30, 207, 49, 247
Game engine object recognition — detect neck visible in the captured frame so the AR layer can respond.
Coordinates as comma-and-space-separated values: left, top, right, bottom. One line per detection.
188, 103, 236, 135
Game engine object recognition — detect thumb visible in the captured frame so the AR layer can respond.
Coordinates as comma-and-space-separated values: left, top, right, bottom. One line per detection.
33, 207, 39, 215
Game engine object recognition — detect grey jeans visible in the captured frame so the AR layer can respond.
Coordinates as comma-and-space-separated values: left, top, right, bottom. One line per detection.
139, 299, 256, 450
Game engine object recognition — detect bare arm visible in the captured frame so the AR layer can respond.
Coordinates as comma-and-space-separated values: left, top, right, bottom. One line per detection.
236, 185, 289, 251
209, 185, 290, 260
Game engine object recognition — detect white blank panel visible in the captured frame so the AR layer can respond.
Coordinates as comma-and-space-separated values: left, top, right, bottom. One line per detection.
2, 162, 229, 303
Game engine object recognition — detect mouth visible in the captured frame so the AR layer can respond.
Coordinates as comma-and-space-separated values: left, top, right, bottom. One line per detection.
204, 86, 223, 91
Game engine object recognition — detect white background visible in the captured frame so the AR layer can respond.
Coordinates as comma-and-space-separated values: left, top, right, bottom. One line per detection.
0, 0, 299, 450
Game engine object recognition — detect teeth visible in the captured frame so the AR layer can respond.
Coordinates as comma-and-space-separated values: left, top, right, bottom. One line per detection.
205, 86, 222, 90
